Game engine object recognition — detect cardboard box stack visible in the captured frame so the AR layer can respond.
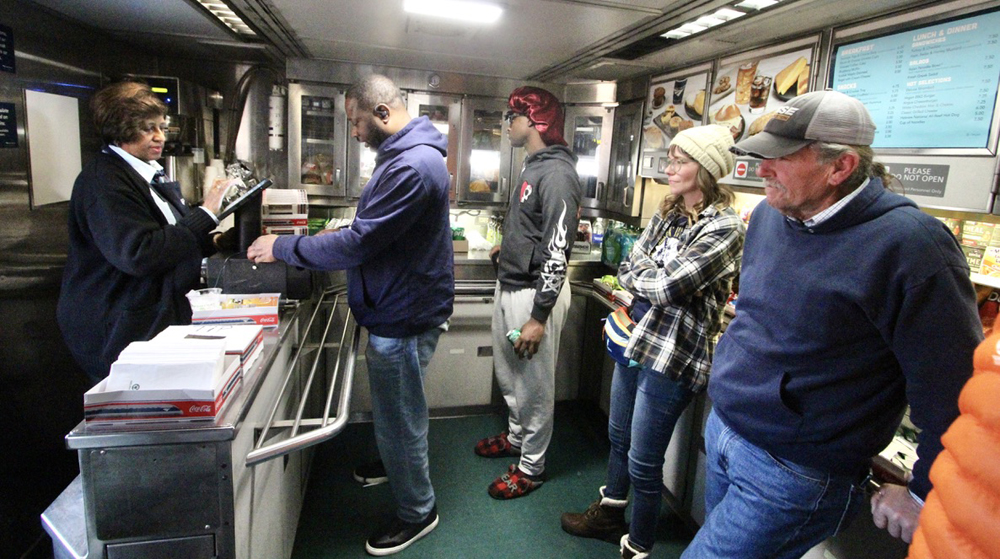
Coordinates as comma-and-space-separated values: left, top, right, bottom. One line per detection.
84, 338, 240, 427
262, 189, 308, 236
191, 293, 280, 329
153, 324, 264, 379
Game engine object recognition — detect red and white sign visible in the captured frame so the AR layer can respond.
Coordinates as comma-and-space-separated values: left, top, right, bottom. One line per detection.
735, 161, 749, 178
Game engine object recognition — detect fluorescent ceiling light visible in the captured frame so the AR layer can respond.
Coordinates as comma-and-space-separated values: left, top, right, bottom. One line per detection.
679, 22, 707, 33
736, 0, 780, 9
663, 29, 690, 39
713, 8, 746, 21
194, 0, 257, 36
694, 15, 725, 27
404, 0, 504, 24
661, 4, 750, 40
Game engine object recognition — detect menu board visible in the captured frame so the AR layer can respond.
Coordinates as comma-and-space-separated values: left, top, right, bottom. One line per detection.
830, 9, 1000, 150
712, 47, 815, 147
642, 73, 708, 152
640, 72, 708, 177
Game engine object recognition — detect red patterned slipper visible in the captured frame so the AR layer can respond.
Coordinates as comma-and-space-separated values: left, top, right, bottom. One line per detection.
488, 464, 545, 500
474, 432, 521, 458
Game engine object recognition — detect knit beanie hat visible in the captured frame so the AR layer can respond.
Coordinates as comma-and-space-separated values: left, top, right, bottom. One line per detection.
668, 124, 735, 179
508, 86, 567, 146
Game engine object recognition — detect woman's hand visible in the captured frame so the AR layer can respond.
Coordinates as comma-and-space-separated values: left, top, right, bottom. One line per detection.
202, 178, 233, 215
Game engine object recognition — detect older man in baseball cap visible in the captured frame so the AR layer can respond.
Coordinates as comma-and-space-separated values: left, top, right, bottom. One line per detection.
681, 90, 982, 558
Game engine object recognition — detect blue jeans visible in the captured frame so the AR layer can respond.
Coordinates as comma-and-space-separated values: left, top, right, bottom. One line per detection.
681, 410, 866, 559
366, 327, 442, 523
605, 362, 696, 551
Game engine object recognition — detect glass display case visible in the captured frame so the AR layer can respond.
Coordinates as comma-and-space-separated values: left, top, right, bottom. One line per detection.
565, 105, 614, 210
456, 97, 520, 205
288, 82, 347, 198
606, 100, 644, 216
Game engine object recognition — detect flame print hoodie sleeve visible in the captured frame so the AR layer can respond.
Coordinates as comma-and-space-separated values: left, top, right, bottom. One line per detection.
496, 144, 582, 323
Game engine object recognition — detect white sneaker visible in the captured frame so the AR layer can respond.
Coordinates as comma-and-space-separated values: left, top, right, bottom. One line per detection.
620, 534, 650, 559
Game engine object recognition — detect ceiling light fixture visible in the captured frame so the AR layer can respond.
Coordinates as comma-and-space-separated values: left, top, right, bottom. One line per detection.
194, 0, 257, 36
403, 0, 504, 24
735, 0, 780, 9
660, 2, 769, 41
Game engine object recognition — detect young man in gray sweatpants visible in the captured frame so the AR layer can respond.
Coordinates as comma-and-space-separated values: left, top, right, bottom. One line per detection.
475, 86, 582, 499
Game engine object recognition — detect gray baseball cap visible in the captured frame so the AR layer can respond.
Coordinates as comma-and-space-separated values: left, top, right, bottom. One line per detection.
730, 90, 876, 159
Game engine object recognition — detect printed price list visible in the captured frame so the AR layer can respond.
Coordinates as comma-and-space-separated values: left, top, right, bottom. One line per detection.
831, 10, 1000, 149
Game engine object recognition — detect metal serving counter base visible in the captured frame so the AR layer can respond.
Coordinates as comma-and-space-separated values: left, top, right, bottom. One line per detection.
43, 290, 360, 559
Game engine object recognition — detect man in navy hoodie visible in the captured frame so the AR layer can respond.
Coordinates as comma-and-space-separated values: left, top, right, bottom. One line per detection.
681, 91, 982, 558
473, 87, 582, 500
248, 74, 453, 557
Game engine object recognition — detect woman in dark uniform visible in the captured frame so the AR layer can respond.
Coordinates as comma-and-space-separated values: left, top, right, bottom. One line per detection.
57, 80, 230, 384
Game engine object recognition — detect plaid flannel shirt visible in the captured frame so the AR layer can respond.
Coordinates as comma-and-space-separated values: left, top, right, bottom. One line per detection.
617, 204, 745, 392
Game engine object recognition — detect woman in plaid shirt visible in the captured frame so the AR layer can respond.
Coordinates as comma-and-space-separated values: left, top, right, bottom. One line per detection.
562, 125, 745, 559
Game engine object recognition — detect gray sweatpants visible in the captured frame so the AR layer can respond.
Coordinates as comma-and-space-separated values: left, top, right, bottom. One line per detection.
491, 282, 571, 476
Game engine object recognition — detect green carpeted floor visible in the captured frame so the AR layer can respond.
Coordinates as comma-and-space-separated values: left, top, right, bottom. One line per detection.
291, 401, 693, 558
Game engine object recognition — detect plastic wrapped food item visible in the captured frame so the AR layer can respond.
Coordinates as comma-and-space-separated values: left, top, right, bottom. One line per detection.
301, 153, 332, 185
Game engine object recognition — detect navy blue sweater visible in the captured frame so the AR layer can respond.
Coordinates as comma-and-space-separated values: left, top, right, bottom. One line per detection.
709, 178, 982, 499
274, 117, 454, 337
58, 149, 218, 381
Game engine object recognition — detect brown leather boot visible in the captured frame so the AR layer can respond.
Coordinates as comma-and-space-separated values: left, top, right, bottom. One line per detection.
560, 486, 628, 543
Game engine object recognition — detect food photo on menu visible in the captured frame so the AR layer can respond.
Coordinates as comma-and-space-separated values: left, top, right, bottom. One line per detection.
706, 47, 814, 143
642, 73, 709, 152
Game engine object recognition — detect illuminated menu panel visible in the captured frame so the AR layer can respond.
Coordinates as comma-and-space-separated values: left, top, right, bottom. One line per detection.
831, 9, 1000, 149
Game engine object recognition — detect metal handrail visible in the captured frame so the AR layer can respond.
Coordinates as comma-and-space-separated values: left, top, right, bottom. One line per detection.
246, 286, 359, 467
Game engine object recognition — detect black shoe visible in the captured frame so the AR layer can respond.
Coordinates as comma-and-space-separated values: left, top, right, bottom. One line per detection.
354, 460, 388, 486
365, 507, 439, 556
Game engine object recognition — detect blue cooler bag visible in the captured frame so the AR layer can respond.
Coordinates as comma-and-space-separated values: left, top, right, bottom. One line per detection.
603, 306, 640, 368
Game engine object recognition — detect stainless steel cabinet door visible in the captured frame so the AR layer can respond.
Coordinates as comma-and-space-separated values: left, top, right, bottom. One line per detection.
406, 92, 462, 199
456, 97, 518, 206
606, 100, 644, 216
288, 83, 348, 198
565, 105, 614, 210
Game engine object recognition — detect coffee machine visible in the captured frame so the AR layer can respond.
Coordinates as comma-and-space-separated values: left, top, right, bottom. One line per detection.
139, 75, 207, 203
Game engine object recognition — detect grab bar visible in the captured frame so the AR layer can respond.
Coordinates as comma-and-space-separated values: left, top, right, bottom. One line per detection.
246, 286, 359, 467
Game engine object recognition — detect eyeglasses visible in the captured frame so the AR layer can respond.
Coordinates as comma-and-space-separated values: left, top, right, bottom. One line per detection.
503, 110, 531, 124
666, 157, 694, 170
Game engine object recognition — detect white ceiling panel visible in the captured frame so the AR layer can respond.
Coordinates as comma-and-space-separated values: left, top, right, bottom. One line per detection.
275, 0, 663, 79
29, 0, 230, 40
21, 0, 959, 83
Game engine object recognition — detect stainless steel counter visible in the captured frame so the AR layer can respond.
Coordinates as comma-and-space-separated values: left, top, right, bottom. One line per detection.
454, 248, 609, 283
44, 296, 358, 559
64, 304, 304, 450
